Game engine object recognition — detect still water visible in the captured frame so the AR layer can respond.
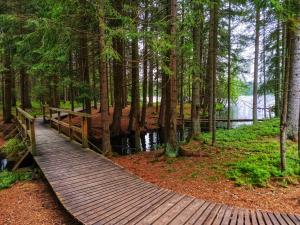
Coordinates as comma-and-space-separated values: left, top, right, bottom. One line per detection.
108, 95, 275, 154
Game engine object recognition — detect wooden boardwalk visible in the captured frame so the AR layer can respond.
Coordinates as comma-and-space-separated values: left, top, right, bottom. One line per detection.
33, 120, 300, 225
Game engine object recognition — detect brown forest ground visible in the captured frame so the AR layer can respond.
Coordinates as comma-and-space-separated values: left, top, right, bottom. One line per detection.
0, 180, 79, 225
111, 149, 300, 215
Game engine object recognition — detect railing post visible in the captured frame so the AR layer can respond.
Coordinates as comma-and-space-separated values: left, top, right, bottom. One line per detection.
82, 116, 88, 148
58, 111, 61, 133
68, 113, 72, 141
30, 120, 36, 156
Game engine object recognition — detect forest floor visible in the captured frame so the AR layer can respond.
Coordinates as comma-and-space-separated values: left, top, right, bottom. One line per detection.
111, 119, 300, 215
0, 180, 80, 225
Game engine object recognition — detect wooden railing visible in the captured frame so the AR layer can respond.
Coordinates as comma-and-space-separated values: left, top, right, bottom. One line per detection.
42, 105, 91, 148
15, 107, 36, 155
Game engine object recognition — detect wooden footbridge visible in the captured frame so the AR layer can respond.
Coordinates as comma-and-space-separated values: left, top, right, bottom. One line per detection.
15, 107, 300, 225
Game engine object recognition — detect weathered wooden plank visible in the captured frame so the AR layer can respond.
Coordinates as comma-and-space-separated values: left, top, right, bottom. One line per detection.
93, 190, 172, 225
184, 201, 211, 224
211, 205, 227, 225
229, 207, 239, 225
80, 187, 163, 224
130, 194, 184, 225
220, 207, 234, 225
255, 211, 266, 225
151, 196, 194, 225
201, 203, 222, 225
262, 212, 273, 225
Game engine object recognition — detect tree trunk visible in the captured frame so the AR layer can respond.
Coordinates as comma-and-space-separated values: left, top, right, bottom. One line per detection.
20, 67, 31, 109
110, 3, 124, 136
165, 0, 177, 149
148, 56, 154, 107
280, 21, 292, 171
141, 3, 149, 126
98, 0, 112, 155
191, 0, 202, 136
91, 43, 98, 109
253, 7, 260, 123
227, 0, 231, 129
159, 68, 166, 127
129, 0, 141, 150
211, 0, 219, 146
3, 48, 12, 123
275, 20, 281, 117
287, 19, 300, 141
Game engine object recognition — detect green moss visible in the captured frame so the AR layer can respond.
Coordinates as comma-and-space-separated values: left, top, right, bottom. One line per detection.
197, 119, 300, 187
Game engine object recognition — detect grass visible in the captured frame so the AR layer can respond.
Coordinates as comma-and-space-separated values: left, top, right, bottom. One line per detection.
0, 169, 32, 190
196, 119, 300, 187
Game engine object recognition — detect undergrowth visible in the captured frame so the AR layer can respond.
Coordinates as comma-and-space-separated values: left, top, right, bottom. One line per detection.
1, 138, 26, 155
0, 169, 32, 190
196, 119, 300, 187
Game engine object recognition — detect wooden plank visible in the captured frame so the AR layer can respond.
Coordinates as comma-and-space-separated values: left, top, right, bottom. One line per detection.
220, 206, 233, 225
285, 214, 299, 225
244, 209, 251, 225
78, 187, 162, 224
92, 190, 172, 225
151, 196, 194, 225
184, 201, 211, 224
121, 192, 177, 225
201, 203, 222, 225
254, 211, 266, 225
211, 205, 227, 225
262, 212, 273, 225
237, 208, 244, 225
130, 194, 184, 225
105, 190, 174, 225
229, 207, 239, 225
273, 213, 289, 225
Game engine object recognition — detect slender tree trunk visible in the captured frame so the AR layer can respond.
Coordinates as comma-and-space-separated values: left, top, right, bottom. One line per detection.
91, 44, 98, 109
148, 57, 154, 107
227, 0, 231, 129
253, 7, 260, 123
207, 0, 218, 140
275, 20, 281, 117
69, 53, 75, 111
11, 70, 16, 107
98, 0, 112, 155
191, 0, 202, 136
211, 0, 219, 146
141, 3, 149, 126
287, 19, 300, 141
130, 0, 141, 151
156, 61, 159, 113
263, 10, 267, 119
280, 21, 292, 171
159, 68, 166, 127
20, 67, 31, 109
110, 3, 124, 136
3, 48, 12, 123
165, 0, 177, 149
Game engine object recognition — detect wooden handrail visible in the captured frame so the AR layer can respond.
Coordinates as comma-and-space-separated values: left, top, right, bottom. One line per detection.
42, 105, 91, 148
15, 107, 36, 155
